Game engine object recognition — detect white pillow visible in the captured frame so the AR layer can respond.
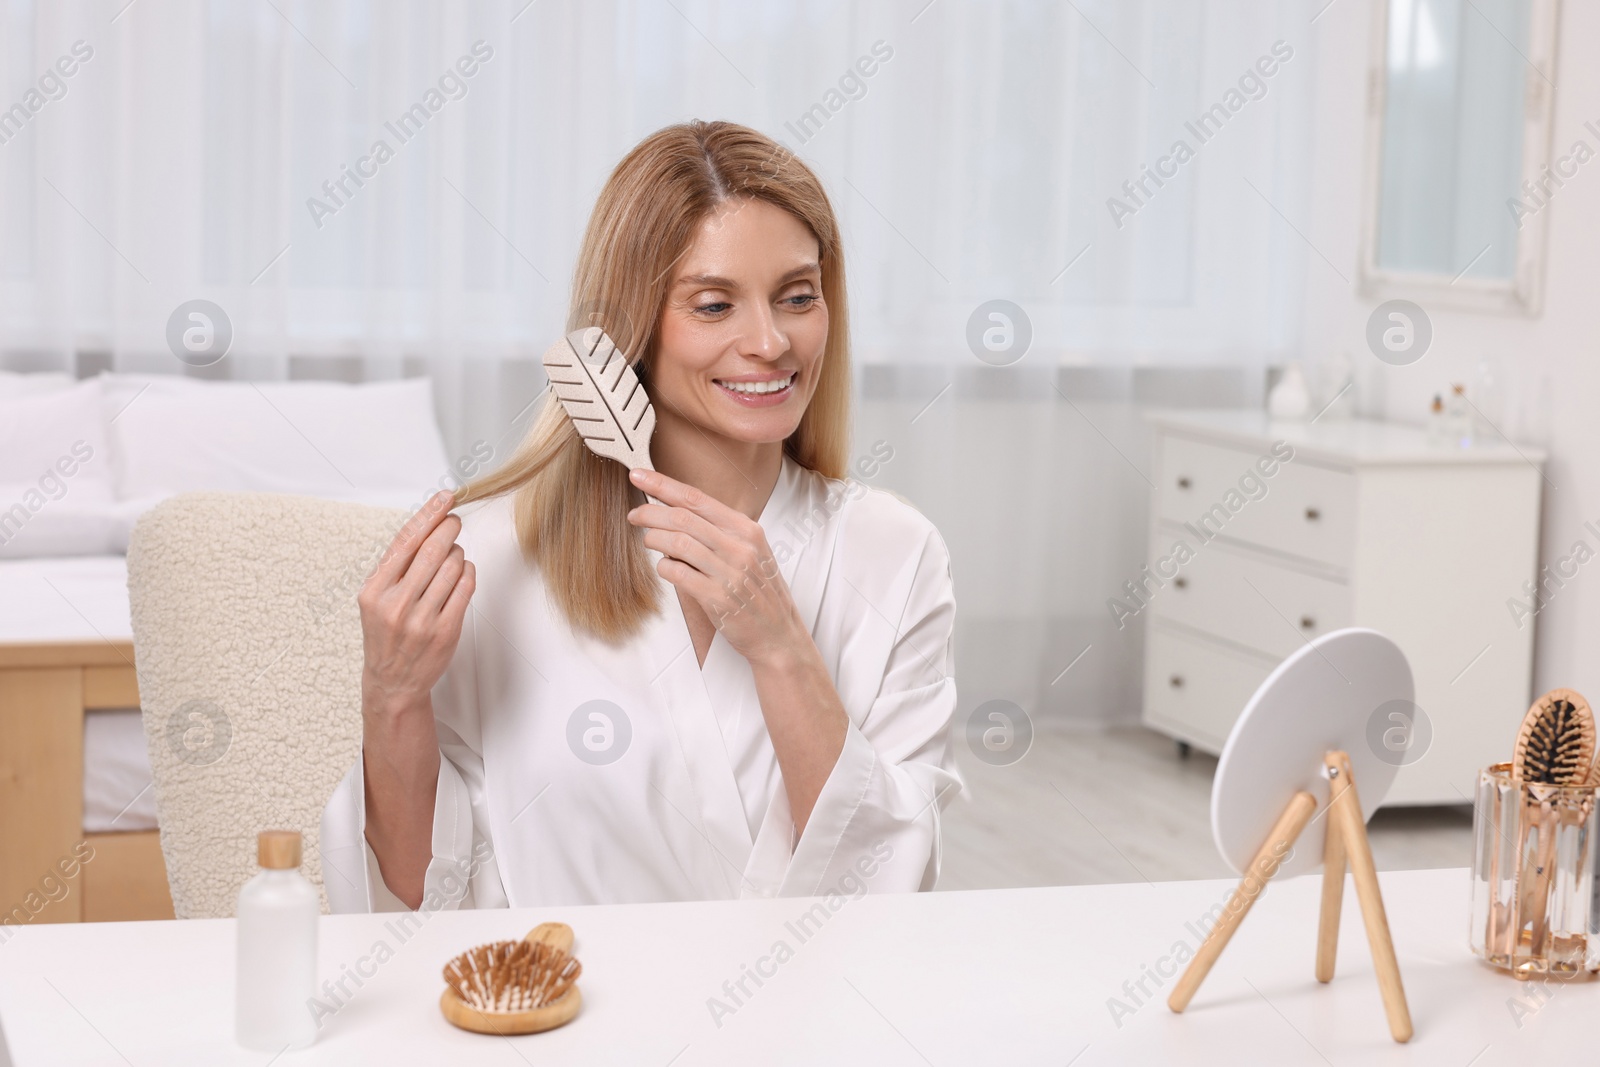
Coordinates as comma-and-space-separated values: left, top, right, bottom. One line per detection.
0, 380, 119, 558
98, 372, 207, 424
0, 380, 111, 491
108, 377, 451, 501
0, 371, 76, 398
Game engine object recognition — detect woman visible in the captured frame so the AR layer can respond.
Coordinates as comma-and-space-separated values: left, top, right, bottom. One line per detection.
321, 120, 961, 913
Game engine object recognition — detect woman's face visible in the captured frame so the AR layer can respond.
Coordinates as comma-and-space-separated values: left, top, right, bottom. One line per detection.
649, 197, 828, 447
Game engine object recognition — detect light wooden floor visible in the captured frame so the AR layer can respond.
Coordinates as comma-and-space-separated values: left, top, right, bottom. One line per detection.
936, 724, 1474, 892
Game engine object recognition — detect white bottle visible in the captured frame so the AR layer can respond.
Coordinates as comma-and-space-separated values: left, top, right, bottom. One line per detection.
236, 830, 319, 1051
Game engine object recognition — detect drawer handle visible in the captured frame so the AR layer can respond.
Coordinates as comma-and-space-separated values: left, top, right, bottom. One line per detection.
1169, 674, 1184, 688
1300, 616, 1316, 630
1176, 476, 1191, 489
1173, 577, 1188, 590
1304, 507, 1321, 522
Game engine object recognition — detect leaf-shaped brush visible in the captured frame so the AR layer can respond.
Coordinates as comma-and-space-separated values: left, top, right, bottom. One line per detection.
1513, 688, 1595, 784
543, 326, 656, 475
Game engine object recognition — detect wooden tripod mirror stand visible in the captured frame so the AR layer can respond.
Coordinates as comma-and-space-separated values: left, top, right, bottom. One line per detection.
1166, 629, 1417, 1044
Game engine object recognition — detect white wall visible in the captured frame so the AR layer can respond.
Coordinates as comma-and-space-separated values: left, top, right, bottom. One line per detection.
1300, 0, 1600, 699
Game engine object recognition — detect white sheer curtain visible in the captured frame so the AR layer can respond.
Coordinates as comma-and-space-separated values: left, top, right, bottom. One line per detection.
1, 0, 1315, 723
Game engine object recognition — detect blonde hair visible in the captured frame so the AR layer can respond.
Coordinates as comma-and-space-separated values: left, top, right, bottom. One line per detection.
457, 120, 852, 641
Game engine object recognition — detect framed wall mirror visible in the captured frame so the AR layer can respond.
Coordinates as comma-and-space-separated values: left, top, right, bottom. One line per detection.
1358, 0, 1562, 314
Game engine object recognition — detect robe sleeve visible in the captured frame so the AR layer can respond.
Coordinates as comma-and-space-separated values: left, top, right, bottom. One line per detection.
772, 519, 965, 896
320, 610, 509, 913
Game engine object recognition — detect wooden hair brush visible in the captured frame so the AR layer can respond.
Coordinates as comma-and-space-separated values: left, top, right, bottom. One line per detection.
439, 921, 582, 1035
1512, 687, 1596, 785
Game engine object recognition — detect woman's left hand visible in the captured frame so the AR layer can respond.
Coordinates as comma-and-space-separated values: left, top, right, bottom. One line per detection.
629, 465, 850, 836
626, 467, 806, 667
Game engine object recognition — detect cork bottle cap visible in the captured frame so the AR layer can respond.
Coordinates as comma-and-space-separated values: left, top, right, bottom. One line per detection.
257, 830, 302, 870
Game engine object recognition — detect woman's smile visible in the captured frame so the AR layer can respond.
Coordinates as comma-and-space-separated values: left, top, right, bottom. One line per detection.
712, 369, 798, 406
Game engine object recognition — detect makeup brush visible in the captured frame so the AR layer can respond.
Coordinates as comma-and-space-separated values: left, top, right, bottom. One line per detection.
439, 921, 583, 1035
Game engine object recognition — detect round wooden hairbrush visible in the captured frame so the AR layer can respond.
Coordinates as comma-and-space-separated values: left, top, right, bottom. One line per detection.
439, 921, 582, 1036
1512, 687, 1596, 785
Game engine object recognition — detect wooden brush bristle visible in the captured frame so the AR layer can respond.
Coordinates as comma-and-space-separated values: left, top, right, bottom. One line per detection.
1514, 689, 1596, 785
442, 939, 582, 1014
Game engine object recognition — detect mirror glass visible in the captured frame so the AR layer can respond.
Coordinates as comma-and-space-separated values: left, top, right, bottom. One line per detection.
1374, 0, 1532, 280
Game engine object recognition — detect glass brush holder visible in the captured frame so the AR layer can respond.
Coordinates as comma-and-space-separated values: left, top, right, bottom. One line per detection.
1471, 762, 1600, 978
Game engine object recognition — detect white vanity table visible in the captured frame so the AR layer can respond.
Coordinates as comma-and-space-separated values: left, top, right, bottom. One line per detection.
1140, 411, 1544, 805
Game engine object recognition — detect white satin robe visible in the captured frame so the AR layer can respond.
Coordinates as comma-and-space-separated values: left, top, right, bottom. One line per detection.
320, 455, 963, 912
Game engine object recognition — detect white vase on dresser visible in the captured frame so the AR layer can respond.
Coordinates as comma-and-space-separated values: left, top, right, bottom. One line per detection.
1138, 410, 1545, 805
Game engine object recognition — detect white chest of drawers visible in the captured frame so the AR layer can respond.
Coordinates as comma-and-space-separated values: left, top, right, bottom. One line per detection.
1138, 411, 1545, 805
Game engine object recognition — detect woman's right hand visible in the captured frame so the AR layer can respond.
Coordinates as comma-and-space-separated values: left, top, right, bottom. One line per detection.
358, 489, 477, 720
358, 490, 475, 908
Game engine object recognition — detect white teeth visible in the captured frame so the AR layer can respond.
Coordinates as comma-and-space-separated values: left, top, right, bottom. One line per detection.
717, 374, 794, 396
